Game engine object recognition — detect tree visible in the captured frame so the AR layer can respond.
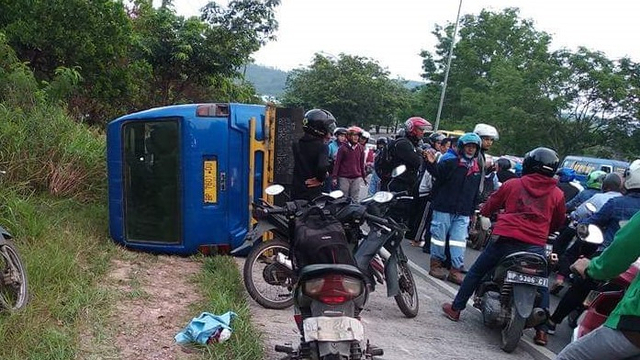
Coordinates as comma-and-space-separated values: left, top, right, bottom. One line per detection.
281, 53, 411, 129
419, 8, 560, 155
129, 0, 279, 106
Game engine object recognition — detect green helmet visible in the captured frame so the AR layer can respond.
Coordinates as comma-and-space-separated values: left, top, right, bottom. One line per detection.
586, 170, 607, 190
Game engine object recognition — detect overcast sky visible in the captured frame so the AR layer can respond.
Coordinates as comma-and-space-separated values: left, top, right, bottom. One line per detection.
167, 0, 640, 81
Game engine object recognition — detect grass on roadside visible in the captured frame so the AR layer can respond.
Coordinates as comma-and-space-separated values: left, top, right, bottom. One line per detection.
0, 189, 265, 360
192, 256, 265, 360
0, 191, 115, 360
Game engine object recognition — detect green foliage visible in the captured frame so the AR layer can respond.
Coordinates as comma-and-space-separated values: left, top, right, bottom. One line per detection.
0, 35, 106, 201
417, 8, 640, 158
281, 53, 412, 128
0, 0, 281, 125
0, 194, 113, 360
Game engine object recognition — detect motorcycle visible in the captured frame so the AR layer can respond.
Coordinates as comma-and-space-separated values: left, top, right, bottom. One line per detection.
256, 191, 385, 359
0, 171, 29, 311
473, 243, 550, 352
352, 190, 419, 318
232, 186, 342, 309
571, 225, 638, 341
234, 167, 419, 318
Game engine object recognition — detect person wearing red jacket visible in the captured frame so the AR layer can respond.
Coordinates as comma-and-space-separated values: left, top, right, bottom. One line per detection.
442, 147, 566, 347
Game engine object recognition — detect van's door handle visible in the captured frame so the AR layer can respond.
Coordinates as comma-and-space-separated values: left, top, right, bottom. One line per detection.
220, 172, 226, 191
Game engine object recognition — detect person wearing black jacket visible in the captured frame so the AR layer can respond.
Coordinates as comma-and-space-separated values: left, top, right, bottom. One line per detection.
354, 116, 430, 292
291, 109, 336, 201
496, 157, 518, 184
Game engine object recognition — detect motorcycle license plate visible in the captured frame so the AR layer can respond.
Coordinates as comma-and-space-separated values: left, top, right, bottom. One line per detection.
505, 270, 548, 287
303, 316, 364, 342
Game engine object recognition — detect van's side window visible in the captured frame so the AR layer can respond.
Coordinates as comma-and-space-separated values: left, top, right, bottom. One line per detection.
600, 165, 612, 173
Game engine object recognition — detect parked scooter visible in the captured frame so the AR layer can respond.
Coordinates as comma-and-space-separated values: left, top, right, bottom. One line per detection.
473, 244, 550, 352
232, 186, 342, 309
264, 192, 384, 359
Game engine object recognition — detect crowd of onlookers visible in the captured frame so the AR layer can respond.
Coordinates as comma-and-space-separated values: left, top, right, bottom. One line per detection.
292, 108, 640, 359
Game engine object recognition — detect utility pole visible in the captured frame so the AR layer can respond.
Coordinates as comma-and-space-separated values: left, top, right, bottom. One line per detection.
434, 0, 463, 131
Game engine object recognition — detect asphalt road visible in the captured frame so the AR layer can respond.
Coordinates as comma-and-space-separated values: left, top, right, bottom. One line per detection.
240, 255, 542, 360
401, 241, 573, 355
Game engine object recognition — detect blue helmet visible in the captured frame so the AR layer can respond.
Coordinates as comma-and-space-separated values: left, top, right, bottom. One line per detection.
556, 167, 576, 183
457, 133, 481, 158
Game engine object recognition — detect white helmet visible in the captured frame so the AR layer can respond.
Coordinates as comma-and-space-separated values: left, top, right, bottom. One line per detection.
473, 123, 499, 140
624, 159, 640, 190
361, 131, 371, 140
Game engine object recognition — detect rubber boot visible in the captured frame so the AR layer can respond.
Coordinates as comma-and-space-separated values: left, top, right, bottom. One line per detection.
429, 258, 448, 280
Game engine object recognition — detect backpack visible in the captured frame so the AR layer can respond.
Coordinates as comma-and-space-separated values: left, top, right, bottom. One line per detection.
291, 206, 355, 270
373, 139, 397, 180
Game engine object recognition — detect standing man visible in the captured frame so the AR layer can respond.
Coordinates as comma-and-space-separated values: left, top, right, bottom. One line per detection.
332, 126, 367, 201
291, 109, 336, 201
425, 133, 483, 284
473, 123, 499, 202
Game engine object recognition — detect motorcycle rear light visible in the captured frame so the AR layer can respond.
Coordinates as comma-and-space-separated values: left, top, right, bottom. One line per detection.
518, 267, 543, 275
583, 290, 601, 307
302, 275, 363, 305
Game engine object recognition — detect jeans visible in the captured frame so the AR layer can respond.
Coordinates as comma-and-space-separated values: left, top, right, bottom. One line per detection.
452, 238, 549, 311
556, 326, 640, 360
368, 172, 380, 196
430, 211, 470, 269
550, 276, 599, 325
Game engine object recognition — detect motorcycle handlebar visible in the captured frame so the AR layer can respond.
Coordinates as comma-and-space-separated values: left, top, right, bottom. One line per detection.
263, 207, 288, 215
363, 212, 391, 226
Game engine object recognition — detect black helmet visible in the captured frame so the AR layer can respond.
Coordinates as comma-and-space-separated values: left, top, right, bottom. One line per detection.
333, 127, 347, 136
303, 109, 336, 137
522, 147, 559, 177
602, 173, 623, 192
428, 132, 446, 145
376, 137, 388, 146
496, 158, 511, 171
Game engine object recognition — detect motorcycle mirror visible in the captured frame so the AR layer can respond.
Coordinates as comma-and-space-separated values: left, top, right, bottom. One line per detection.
265, 184, 285, 196
372, 191, 394, 203
585, 203, 597, 214
328, 190, 344, 199
580, 224, 604, 245
391, 165, 407, 178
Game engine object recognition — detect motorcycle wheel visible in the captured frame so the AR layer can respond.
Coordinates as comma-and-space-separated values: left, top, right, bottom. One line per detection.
243, 238, 295, 309
500, 300, 526, 353
0, 240, 29, 311
394, 260, 419, 318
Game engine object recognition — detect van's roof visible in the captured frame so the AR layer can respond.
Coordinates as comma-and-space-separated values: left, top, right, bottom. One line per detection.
562, 155, 629, 167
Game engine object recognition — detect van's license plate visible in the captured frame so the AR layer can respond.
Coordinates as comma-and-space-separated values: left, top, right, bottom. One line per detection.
505, 270, 548, 287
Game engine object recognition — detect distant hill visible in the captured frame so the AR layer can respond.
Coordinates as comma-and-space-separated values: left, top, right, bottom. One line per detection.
244, 64, 289, 96
244, 64, 425, 97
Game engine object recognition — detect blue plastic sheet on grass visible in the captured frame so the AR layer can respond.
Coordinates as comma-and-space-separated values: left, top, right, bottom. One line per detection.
174, 311, 237, 345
